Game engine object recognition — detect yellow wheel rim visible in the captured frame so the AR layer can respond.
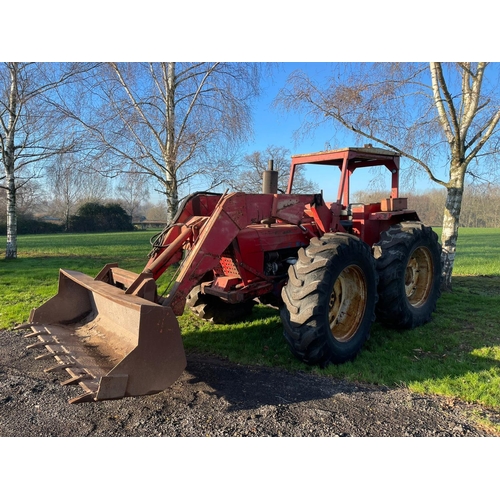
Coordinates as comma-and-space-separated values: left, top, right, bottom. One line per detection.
405, 246, 433, 307
328, 265, 367, 342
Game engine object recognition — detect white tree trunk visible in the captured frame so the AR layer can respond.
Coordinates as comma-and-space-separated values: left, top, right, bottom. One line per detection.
165, 170, 178, 223
441, 183, 463, 291
5, 172, 17, 258
165, 62, 178, 223
3, 63, 18, 258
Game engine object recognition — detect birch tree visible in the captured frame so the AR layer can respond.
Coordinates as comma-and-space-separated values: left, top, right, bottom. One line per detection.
0, 62, 91, 258
276, 62, 500, 290
60, 62, 261, 222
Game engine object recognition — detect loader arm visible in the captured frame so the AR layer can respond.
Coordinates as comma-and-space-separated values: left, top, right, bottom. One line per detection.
148, 191, 319, 316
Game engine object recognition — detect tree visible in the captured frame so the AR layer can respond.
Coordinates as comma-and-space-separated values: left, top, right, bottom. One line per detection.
0, 62, 91, 258
145, 202, 169, 222
46, 153, 111, 230
60, 62, 261, 223
276, 62, 500, 290
228, 145, 319, 194
115, 167, 150, 221
0, 179, 48, 221
68, 202, 133, 232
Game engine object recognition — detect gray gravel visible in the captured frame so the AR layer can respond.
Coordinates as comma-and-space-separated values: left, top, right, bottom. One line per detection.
1, 328, 499, 437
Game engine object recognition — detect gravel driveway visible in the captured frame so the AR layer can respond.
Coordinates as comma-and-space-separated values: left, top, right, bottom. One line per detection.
1, 328, 499, 437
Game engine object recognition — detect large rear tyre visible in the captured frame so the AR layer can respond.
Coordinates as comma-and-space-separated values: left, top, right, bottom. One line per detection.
373, 222, 441, 329
280, 233, 378, 367
186, 285, 255, 324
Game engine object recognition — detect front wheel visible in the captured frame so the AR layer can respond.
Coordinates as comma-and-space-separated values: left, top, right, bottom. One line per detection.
186, 285, 255, 324
280, 233, 378, 367
373, 222, 441, 329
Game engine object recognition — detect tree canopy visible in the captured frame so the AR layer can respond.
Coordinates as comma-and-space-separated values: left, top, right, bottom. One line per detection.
68, 202, 134, 232
58, 62, 262, 222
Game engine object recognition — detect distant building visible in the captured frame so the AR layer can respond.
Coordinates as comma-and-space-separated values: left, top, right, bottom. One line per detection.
37, 215, 64, 225
132, 219, 168, 229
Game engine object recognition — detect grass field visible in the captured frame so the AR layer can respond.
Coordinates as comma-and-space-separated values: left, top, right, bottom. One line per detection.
1, 227, 500, 427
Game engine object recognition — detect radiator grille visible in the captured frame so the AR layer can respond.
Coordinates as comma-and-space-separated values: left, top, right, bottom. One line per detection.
215, 248, 240, 276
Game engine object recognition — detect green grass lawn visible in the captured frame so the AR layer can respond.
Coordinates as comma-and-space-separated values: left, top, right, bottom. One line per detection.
1, 227, 500, 428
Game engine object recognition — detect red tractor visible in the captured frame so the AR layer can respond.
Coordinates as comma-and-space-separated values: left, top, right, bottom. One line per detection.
24, 146, 441, 403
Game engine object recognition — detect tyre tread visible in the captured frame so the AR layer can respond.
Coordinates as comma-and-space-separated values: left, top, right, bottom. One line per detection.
373, 222, 441, 329
281, 233, 378, 366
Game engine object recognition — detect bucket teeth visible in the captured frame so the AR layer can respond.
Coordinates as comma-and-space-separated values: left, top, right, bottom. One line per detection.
61, 373, 92, 386
27, 340, 58, 349
35, 351, 67, 360
25, 326, 104, 404
24, 331, 40, 338
69, 392, 97, 404
45, 362, 76, 373
14, 322, 35, 331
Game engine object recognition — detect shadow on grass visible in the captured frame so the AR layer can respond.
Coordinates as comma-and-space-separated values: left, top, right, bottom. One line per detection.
179, 275, 500, 409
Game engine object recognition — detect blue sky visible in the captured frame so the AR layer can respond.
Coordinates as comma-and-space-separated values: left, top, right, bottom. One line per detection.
241, 62, 438, 201
248, 63, 334, 152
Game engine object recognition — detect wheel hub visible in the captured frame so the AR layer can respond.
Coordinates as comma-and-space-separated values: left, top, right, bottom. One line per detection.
329, 265, 367, 342
405, 246, 433, 307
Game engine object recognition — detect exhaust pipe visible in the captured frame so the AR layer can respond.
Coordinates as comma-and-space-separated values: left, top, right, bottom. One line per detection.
262, 159, 278, 194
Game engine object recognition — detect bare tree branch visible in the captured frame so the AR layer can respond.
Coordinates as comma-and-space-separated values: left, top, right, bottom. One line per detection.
275, 62, 500, 289
58, 62, 261, 222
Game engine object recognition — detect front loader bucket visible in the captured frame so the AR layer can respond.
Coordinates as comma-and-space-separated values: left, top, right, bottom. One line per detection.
25, 269, 186, 404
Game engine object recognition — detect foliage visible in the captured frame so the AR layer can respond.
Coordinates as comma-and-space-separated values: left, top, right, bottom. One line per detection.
68, 202, 134, 232
0, 62, 96, 258
0, 216, 64, 236
45, 153, 112, 229
115, 168, 150, 220
144, 202, 169, 222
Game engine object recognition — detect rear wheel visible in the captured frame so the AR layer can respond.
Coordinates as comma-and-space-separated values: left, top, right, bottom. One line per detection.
373, 222, 441, 329
281, 233, 378, 366
186, 285, 255, 324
